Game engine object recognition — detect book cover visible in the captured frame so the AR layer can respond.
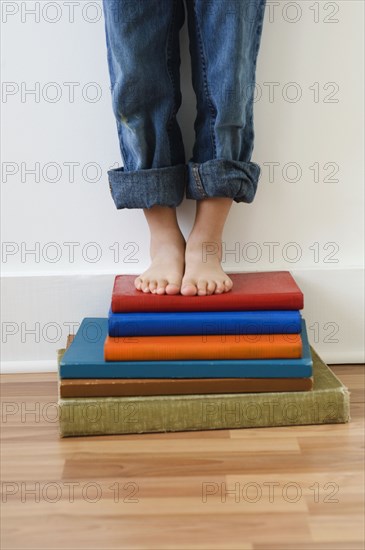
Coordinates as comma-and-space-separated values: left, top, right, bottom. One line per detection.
108, 308, 302, 337
104, 331, 302, 361
59, 376, 313, 398
58, 347, 350, 437
111, 271, 304, 313
60, 318, 312, 379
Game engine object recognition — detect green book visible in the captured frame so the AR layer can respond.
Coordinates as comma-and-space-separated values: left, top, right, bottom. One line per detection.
58, 347, 350, 437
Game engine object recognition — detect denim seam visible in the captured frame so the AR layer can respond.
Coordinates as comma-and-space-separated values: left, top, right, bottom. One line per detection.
192, 0, 217, 159
165, 0, 178, 166
192, 162, 207, 199
104, 14, 131, 172
251, 2, 266, 71
116, 120, 132, 171
246, 3, 266, 159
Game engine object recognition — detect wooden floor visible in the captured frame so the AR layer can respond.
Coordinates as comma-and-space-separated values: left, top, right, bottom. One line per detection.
1, 365, 364, 550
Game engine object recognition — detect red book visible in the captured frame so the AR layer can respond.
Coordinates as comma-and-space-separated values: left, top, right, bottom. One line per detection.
111, 271, 303, 313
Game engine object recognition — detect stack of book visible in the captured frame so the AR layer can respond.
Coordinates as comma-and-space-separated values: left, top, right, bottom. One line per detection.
58, 271, 350, 436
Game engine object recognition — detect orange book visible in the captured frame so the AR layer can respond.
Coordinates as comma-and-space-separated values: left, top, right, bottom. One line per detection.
104, 333, 302, 361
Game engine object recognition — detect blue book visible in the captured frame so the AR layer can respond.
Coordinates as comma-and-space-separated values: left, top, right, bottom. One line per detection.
59, 318, 312, 379
108, 309, 302, 337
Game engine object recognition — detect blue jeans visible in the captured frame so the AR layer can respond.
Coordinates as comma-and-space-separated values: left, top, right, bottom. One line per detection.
103, 0, 266, 209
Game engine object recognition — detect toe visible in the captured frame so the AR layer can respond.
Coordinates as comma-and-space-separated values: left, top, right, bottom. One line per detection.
206, 280, 216, 295
224, 278, 233, 292
165, 274, 182, 295
134, 277, 143, 291
181, 279, 197, 296
156, 279, 168, 295
197, 280, 208, 296
214, 281, 225, 294
141, 280, 151, 293
165, 282, 181, 295
149, 280, 158, 294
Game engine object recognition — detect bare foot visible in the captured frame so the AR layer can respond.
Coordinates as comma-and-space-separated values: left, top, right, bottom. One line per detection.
134, 206, 185, 295
181, 237, 233, 296
181, 197, 234, 296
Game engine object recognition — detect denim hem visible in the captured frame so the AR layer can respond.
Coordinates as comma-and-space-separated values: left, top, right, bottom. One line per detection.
186, 158, 261, 204
107, 164, 187, 209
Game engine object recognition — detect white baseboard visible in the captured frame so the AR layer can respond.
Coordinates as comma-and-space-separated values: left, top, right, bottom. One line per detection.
0, 360, 59, 373
1, 268, 364, 373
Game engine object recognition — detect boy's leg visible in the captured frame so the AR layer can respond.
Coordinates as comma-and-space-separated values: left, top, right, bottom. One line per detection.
135, 205, 186, 295
183, 197, 234, 296
182, 0, 266, 296
103, 0, 187, 294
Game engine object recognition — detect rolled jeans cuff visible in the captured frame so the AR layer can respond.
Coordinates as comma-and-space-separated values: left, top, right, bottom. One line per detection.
186, 159, 260, 203
107, 164, 187, 209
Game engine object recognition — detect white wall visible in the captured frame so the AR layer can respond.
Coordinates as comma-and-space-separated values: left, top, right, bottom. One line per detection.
1, 1, 364, 371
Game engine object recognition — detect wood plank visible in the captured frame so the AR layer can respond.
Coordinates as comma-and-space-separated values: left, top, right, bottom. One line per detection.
1, 364, 364, 549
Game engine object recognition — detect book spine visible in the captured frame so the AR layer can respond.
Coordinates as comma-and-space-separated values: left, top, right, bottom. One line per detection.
108, 314, 302, 337
111, 296, 303, 313
104, 338, 302, 361
59, 388, 350, 437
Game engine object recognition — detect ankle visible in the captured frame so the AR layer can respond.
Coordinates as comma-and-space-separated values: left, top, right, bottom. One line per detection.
186, 231, 222, 252
144, 205, 180, 233
150, 230, 185, 259
147, 215, 185, 247
150, 226, 184, 245
185, 240, 222, 264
